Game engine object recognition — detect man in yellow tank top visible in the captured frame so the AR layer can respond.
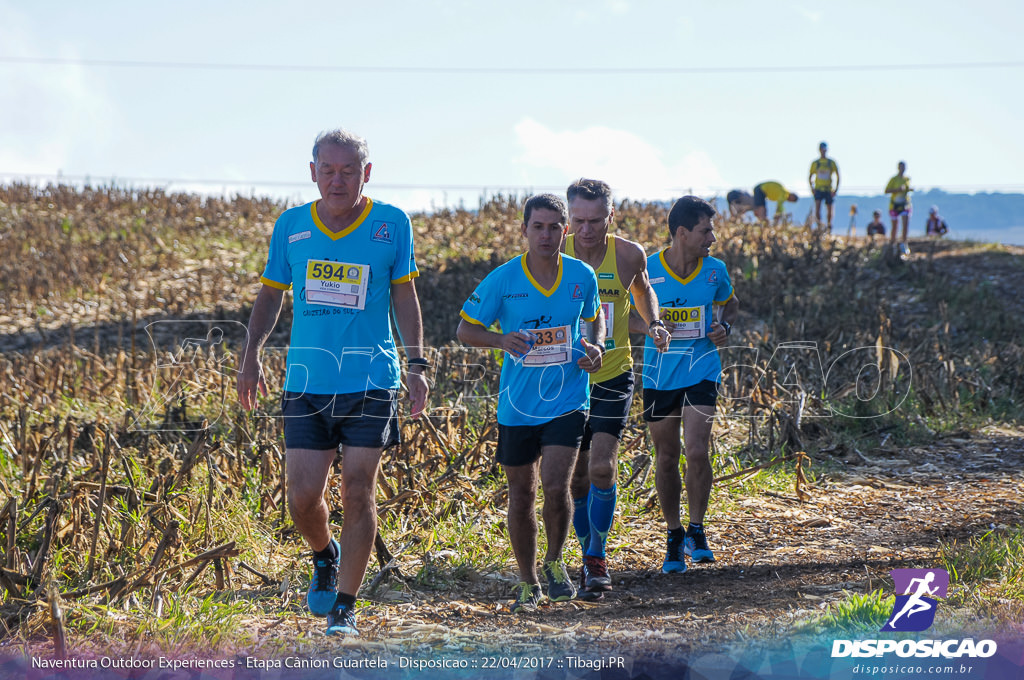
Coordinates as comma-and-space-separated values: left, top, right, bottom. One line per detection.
564, 179, 671, 598
808, 141, 840, 232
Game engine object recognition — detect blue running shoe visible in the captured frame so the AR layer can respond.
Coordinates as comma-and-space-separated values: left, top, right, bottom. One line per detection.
684, 526, 716, 563
662, 532, 687, 573
325, 601, 358, 636
306, 538, 340, 616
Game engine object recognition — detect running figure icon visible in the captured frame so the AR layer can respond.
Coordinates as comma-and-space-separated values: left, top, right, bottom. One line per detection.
882, 568, 949, 632
887, 572, 938, 626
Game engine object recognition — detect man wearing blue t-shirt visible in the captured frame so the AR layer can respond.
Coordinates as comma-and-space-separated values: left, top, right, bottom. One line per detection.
457, 194, 605, 613
237, 129, 429, 637
631, 196, 738, 574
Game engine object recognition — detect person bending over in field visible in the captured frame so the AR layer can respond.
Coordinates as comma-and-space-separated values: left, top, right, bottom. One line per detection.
631, 196, 738, 573
752, 181, 799, 226
237, 128, 428, 637
563, 179, 670, 600
726, 189, 754, 218
457, 194, 604, 613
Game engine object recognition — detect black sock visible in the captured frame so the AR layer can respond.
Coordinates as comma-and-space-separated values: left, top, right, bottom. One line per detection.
668, 527, 684, 541
688, 522, 704, 533
313, 538, 338, 562
335, 592, 356, 609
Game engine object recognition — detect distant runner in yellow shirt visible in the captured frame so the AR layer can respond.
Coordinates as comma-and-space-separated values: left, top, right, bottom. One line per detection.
808, 141, 840, 232
885, 161, 913, 256
753, 181, 799, 225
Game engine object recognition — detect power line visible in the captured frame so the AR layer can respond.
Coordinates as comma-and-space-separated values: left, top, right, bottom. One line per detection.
2, 55, 1023, 75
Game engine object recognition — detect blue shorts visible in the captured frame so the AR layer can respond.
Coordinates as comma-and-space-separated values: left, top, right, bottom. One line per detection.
497, 410, 587, 467
281, 389, 400, 450
889, 202, 912, 218
752, 184, 768, 209
642, 381, 719, 421
813, 189, 834, 205
581, 370, 635, 451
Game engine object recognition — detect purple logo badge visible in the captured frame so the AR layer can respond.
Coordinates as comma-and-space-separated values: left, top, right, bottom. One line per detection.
881, 568, 948, 632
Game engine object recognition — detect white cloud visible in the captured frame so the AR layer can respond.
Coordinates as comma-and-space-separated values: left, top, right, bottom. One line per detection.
513, 118, 725, 200
795, 5, 823, 22
0, 4, 117, 176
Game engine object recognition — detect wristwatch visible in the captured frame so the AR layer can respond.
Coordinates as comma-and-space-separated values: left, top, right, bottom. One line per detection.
648, 320, 667, 336
407, 357, 430, 373
720, 321, 732, 336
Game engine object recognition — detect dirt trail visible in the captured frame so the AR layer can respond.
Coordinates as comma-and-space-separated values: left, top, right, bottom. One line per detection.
262, 426, 1023, 658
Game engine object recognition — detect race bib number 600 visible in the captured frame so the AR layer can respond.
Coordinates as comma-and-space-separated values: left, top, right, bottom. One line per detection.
662, 306, 705, 340
305, 259, 368, 310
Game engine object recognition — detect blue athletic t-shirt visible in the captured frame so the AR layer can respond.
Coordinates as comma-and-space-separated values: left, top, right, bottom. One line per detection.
642, 252, 733, 390
460, 253, 600, 426
260, 198, 418, 395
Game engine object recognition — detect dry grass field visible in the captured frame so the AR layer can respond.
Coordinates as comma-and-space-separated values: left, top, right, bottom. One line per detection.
0, 183, 1022, 663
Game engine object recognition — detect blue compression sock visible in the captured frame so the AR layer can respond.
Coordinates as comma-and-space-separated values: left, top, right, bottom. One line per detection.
572, 495, 590, 551
585, 484, 617, 558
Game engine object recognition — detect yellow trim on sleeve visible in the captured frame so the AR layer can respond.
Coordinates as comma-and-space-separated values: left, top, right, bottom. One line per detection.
311, 197, 374, 241
582, 312, 600, 322
260, 276, 291, 291
390, 270, 420, 285
660, 251, 703, 286
714, 290, 735, 305
459, 310, 486, 326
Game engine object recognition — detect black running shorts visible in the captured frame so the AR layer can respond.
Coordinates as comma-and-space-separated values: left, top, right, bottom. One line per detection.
496, 410, 587, 467
282, 389, 400, 450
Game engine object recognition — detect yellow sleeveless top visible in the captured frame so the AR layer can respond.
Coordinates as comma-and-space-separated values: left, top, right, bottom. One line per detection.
566, 234, 632, 383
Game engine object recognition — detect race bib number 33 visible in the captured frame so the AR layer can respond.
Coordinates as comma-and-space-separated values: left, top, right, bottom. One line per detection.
522, 325, 571, 366
305, 259, 368, 310
662, 306, 705, 340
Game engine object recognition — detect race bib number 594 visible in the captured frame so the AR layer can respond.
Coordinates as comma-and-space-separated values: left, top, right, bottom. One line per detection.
305, 259, 368, 310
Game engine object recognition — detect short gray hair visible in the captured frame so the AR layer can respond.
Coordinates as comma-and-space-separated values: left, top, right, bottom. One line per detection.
566, 178, 614, 213
312, 129, 369, 166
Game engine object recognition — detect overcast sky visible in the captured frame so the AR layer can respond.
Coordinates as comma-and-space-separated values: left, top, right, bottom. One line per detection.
2, 0, 1021, 210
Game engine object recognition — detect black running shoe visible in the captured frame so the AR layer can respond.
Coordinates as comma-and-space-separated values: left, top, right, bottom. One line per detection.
541, 559, 577, 602
577, 564, 604, 602
662, 532, 687, 573
582, 555, 612, 592
511, 582, 544, 613
325, 601, 358, 636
